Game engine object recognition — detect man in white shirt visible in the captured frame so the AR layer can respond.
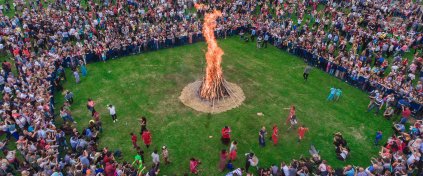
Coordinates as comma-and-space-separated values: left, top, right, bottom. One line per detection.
107, 104, 117, 122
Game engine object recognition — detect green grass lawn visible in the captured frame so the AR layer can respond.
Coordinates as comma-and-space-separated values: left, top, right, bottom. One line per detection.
55, 37, 393, 175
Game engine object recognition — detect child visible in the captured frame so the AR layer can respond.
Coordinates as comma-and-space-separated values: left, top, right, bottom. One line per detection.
298, 125, 309, 142
141, 129, 152, 148
131, 133, 138, 148
162, 146, 170, 164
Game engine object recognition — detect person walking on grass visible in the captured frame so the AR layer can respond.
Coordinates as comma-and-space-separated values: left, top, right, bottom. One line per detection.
131, 133, 138, 148
80, 61, 87, 77
327, 87, 337, 101
162, 146, 170, 165
229, 141, 237, 161
107, 104, 117, 123
272, 125, 278, 145
258, 126, 267, 147
298, 125, 309, 142
221, 126, 231, 145
87, 98, 96, 116
219, 149, 228, 172
303, 65, 312, 80
142, 129, 152, 148
64, 90, 74, 104
367, 94, 384, 115
335, 88, 342, 101
285, 105, 296, 126
374, 130, 382, 146
73, 69, 80, 84
139, 116, 147, 133
151, 149, 160, 170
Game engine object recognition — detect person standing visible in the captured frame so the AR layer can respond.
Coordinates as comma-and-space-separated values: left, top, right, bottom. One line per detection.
107, 104, 117, 123
219, 149, 228, 172
258, 126, 267, 147
327, 87, 337, 101
367, 95, 384, 115
272, 125, 278, 145
73, 70, 80, 84
400, 106, 411, 124
80, 62, 88, 77
229, 141, 237, 161
162, 146, 170, 165
303, 65, 312, 80
374, 130, 382, 146
285, 105, 296, 125
142, 129, 152, 148
64, 90, 74, 104
139, 117, 147, 134
221, 126, 231, 145
87, 98, 96, 116
297, 125, 309, 142
263, 33, 269, 48
130, 133, 138, 148
251, 29, 256, 42
335, 88, 342, 101
244, 153, 254, 173
151, 149, 160, 170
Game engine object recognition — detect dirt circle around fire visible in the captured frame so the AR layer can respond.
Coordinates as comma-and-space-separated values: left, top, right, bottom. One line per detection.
179, 80, 245, 114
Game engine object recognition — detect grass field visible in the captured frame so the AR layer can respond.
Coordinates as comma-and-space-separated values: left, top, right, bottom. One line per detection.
56, 37, 394, 175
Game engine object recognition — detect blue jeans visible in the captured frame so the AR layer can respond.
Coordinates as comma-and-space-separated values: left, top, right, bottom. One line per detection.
259, 137, 265, 147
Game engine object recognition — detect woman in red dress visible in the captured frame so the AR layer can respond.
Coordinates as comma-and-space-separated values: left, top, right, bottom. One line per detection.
141, 129, 152, 148
272, 125, 279, 145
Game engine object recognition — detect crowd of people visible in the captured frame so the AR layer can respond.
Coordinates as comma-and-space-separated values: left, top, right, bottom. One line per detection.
0, 0, 423, 175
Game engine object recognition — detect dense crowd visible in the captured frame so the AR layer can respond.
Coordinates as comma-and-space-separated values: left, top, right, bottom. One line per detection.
0, 0, 423, 175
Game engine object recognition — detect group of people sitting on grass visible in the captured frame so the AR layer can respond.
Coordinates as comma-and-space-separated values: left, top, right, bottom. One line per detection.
0, 0, 423, 175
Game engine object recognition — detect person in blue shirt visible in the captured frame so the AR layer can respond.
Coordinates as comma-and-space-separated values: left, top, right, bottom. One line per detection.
327, 87, 337, 101
335, 88, 342, 101
374, 130, 382, 145
343, 165, 355, 176
251, 29, 256, 42
263, 33, 269, 48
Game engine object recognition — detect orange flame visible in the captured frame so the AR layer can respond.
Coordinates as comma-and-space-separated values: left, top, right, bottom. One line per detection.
195, 4, 226, 100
